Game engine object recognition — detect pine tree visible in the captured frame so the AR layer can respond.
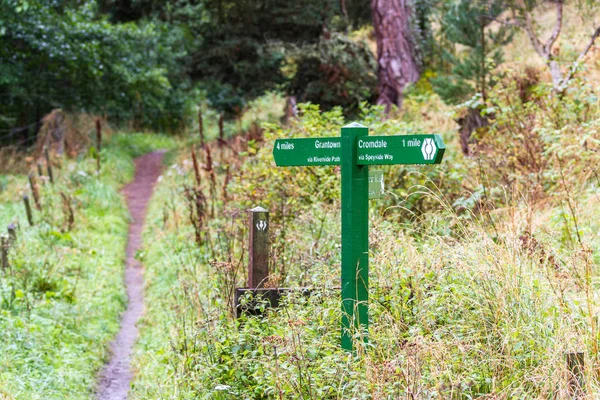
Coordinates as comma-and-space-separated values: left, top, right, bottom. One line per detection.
371, 0, 421, 111
431, 0, 512, 105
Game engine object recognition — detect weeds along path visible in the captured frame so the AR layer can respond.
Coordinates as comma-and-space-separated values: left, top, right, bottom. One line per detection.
97, 150, 166, 400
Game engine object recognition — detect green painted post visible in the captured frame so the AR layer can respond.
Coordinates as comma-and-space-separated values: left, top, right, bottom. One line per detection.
340, 122, 369, 351
273, 124, 445, 352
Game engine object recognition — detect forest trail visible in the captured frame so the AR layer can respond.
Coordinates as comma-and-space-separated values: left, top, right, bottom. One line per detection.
96, 151, 166, 400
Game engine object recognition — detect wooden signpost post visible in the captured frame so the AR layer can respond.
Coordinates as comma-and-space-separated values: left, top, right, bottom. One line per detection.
247, 206, 269, 288
273, 122, 445, 351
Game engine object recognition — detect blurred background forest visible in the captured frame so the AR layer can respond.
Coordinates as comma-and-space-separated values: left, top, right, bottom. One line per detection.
0, 0, 375, 140
1, 0, 596, 147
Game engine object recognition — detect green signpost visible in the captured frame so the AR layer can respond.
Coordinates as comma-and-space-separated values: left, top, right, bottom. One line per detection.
273, 123, 445, 351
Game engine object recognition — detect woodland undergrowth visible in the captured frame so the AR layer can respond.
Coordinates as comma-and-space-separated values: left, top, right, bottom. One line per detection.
131, 76, 600, 399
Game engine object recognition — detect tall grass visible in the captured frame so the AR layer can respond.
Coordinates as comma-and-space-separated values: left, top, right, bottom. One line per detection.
131, 83, 600, 398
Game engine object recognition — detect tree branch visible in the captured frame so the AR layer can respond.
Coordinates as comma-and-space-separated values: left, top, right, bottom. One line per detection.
543, 0, 563, 55
515, 0, 546, 58
561, 25, 600, 88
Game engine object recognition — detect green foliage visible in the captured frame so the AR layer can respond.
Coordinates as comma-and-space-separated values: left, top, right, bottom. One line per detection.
288, 34, 377, 116
412, 0, 438, 68
186, 0, 374, 116
229, 104, 345, 217
0, 0, 379, 132
106, 131, 180, 158
98, 0, 377, 117
0, 138, 128, 397
430, 0, 513, 104
0, 0, 193, 135
472, 71, 600, 207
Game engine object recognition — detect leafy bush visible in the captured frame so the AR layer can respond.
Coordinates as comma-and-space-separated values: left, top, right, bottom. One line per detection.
430, 0, 512, 105
472, 72, 600, 206
288, 34, 377, 116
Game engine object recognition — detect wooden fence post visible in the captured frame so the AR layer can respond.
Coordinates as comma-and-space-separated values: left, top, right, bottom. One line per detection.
37, 163, 44, 182
218, 114, 225, 147
1, 235, 8, 271
247, 206, 269, 288
96, 119, 102, 153
198, 108, 205, 148
45, 148, 54, 184
566, 352, 585, 398
23, 195, 33, 226
28, 173, 41, 210
96, 119, 102, 172
7, 223, 17, 243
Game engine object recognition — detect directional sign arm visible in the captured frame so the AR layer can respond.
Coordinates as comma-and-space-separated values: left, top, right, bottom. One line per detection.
356, 134, 445, 165
433, 135, 445, 164
273, 137, 342, 166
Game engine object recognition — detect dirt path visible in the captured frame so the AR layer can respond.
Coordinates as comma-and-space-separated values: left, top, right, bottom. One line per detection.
96, 151, 166, 400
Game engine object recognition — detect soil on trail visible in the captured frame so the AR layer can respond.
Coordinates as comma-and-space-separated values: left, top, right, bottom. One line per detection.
96, 150, 165, 400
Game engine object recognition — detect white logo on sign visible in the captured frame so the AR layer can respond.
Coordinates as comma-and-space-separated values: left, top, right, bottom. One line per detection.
256, 220, 267, 231
421, 138, 436, 160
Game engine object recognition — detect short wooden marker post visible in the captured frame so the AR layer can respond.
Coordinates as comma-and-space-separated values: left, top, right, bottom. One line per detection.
248, 206, 269, 288
273, 123, 445, 351
234, 211, 324, 317
23, 195, 34, 226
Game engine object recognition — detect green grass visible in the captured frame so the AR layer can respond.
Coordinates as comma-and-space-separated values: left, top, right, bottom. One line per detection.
105, 132, 180, 159
0, 132, 177, 399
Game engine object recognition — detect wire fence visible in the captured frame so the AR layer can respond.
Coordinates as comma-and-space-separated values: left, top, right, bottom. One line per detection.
0, 121, 42, 137
0, 121, 43, 150
0, 107, 183, 150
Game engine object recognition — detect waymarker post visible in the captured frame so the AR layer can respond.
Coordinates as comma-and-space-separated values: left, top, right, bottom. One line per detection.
247, 206, 269, 288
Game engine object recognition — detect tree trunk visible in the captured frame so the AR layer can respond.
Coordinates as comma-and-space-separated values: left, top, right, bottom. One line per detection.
516, 0, 567, 90
549, 59, 563, 88
282, 96, 298, 125
456, 108, 488, 156
371, 0, 420, 112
